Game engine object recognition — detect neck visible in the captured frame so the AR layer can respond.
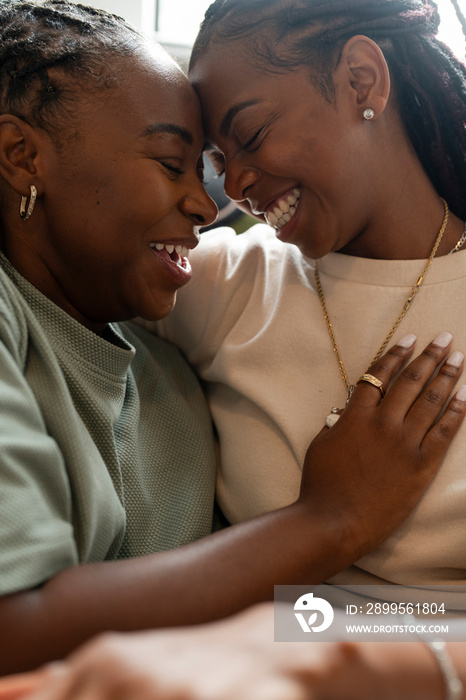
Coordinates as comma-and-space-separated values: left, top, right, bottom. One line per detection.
339, 125, 464, 260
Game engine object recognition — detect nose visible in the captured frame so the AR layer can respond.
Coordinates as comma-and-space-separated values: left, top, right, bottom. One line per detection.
223, 156, 261, 204
181, 178, 218, 228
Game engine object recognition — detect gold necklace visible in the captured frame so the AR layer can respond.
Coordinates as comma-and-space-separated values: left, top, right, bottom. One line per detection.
314, 198, 449, 417
448, 221, 466, 255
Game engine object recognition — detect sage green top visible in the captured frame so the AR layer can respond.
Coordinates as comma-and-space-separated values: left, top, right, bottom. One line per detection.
0, 253, 216, 595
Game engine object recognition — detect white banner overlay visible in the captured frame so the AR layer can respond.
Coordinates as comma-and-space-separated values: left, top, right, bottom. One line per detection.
274, 585, 466, 642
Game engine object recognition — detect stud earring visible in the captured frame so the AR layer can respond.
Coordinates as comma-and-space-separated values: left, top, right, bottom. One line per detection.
363, 108, 375, 120
19, 184, 37, 220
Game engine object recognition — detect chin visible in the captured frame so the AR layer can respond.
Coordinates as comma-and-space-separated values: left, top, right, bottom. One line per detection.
292, 240, 317, 259
138, 294, 178, 322
295, 235, 336, 260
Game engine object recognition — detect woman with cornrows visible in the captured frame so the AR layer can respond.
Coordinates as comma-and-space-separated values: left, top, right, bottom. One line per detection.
0, 0, 462, 676
156, 0, 466, 601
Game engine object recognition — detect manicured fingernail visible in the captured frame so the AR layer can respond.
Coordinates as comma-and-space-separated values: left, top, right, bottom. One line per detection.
446, 351, 464, 368
432, 332, 453, 348
397, 334, 417, 348
455, 385, 466, 402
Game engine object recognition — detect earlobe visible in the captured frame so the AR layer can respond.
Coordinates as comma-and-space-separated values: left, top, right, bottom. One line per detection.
339, 35, 391, 120
0, 115, 41, 196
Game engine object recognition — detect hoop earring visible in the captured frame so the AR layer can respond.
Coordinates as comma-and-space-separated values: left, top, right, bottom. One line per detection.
363, 108, 375, 120
19, 185, 37, 220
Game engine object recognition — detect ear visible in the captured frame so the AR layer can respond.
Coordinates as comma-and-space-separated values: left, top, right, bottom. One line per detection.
0, 115, 43, 197
337, 35, 391, 120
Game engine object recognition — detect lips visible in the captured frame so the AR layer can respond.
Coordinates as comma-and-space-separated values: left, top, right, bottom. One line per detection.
264, 188, 301, 230
149, 241, 193, 285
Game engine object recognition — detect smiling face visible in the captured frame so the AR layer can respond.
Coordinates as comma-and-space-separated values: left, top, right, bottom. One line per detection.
190, 37, 394, 260
2, 44, 217, 331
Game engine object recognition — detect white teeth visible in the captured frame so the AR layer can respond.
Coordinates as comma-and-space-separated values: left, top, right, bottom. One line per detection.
177, 245, 189, 258
265, 189, 301, 230
150, 242, 190, 258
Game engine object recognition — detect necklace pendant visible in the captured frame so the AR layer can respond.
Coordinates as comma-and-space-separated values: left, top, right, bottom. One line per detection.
346, 385, 355, 404
325, 406, 342, 428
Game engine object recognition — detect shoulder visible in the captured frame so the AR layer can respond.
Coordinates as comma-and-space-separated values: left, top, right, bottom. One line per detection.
192, 223, 293, 268
154, 224, 314, 358
188, 223, 312, 295
0, 264, 29, 366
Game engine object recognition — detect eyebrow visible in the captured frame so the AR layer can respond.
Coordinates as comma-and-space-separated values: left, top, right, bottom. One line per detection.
219, 99, 261, 137
141, 123, 193, 145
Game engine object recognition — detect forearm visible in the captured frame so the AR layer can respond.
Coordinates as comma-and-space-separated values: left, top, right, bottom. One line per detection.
6, 607, 466, 700
0, 502, 353, 675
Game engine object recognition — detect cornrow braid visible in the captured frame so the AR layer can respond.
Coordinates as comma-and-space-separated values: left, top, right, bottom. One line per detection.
190, 0, 466, 220
0, 0, 144, 143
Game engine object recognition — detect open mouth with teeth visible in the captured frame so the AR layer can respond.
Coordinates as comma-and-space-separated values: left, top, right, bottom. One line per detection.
265, 188, 301, 230
149, 242, 191, 270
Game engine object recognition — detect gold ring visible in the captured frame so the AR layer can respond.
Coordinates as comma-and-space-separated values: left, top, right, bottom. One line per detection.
357, 373, 386, 398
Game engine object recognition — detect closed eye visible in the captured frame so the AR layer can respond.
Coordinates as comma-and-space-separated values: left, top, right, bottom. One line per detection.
242, 128, 263, 151
239, 114, 278, 152
160, 161, 184, 177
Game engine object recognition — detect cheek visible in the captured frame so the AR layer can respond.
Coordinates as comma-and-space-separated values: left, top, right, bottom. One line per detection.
92, 175, 178, 230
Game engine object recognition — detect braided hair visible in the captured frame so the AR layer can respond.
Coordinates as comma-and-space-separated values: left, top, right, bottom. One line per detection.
0, 0, 144, 145
190, 0, 466, 220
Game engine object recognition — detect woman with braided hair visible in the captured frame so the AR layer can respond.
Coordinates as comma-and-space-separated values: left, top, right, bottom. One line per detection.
154, 0, 466, 601
0, 0, 462, 676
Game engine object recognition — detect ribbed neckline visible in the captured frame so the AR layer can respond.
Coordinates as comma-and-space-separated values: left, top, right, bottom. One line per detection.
316, 249, 466, 287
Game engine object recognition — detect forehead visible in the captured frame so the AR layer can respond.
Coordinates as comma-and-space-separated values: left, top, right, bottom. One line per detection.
190, 39, 292, 137
191, 41, 261, 104
190, 36, 259, 88
79, 47, 204, 146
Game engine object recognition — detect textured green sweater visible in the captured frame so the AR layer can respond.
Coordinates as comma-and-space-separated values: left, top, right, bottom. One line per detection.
0, 253, 216, 595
